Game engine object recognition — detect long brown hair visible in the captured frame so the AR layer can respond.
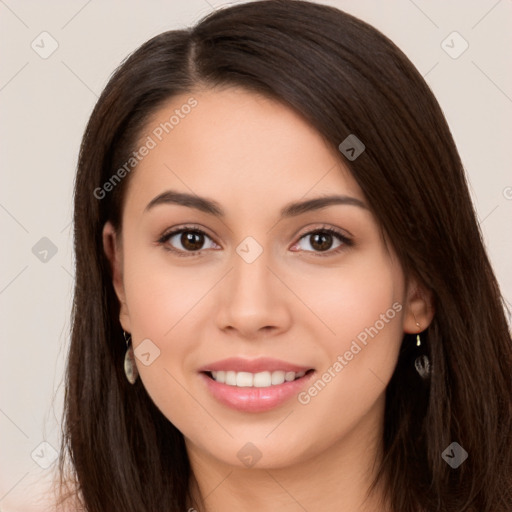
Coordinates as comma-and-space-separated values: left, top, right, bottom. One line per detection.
57, 1, 512, 510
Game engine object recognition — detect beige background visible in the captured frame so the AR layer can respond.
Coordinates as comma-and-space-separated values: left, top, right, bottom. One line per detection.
1, 0, 511, 510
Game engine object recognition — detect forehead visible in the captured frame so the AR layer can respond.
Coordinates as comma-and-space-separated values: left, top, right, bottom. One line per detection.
124, 87, 364, 217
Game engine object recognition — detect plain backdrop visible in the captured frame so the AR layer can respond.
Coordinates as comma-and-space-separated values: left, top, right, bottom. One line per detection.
1, 0, 511, 510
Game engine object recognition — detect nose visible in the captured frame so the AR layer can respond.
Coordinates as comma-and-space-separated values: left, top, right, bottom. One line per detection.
215, 244, 292, 340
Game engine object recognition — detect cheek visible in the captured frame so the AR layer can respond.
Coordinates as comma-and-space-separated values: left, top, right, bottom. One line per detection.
292, 252, 405, 420
121, 234, 207, 339
297, 251, 403, 346
120, 240, 221, 405
121, 251, 207, 431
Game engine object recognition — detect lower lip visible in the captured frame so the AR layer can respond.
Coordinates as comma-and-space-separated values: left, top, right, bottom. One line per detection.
199, 371, 315, 413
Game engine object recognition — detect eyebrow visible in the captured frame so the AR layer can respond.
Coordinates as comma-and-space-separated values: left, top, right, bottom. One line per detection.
144, 190, 367, 218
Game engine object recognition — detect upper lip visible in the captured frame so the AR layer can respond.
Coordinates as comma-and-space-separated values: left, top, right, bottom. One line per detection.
198, 357, 313, 374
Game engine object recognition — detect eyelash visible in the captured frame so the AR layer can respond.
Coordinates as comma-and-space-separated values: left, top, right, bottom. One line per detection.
157, 224, 353, 258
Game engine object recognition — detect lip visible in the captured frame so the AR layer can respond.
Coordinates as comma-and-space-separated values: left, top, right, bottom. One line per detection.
198, 360, 316, 413
198, 357, 313, 374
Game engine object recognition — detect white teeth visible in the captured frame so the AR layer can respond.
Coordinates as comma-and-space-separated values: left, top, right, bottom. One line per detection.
236, 372, 253, 387
285, 371, 295, 382
209, 370, 308, 387
254, 371, 273, 387
271, 371, 285, 385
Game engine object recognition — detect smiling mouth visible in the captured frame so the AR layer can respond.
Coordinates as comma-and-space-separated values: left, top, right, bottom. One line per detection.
203, 369, 315, 388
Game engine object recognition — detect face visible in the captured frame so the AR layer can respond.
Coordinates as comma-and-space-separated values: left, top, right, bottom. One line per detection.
103, 87, 431, 470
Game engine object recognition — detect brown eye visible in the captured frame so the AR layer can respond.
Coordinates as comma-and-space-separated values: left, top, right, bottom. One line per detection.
293, 227, 352, 256
158, 225, 352, 258
158, 226, 218, 256
180, 231, 206, 251
309, 232, 335, 252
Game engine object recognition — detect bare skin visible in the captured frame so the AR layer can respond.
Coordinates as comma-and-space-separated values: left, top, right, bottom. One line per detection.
103, 87, 434, 511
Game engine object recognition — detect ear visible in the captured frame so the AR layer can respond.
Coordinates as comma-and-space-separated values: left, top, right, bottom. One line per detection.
402, 276, 435, 334
102, 221, 131, 333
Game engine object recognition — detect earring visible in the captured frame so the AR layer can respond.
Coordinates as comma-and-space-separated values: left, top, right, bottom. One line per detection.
414, 320, 421, 347
414, 323, 430, 379
123, 331, 139, 384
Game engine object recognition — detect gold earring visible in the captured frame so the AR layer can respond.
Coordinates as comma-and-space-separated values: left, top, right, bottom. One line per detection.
413, 322, 431, 379
123, 331, 139, 384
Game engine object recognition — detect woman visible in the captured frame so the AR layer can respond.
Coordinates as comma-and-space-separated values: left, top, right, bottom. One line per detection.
57, 1, 512, 510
